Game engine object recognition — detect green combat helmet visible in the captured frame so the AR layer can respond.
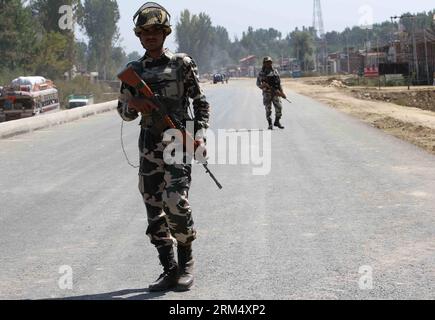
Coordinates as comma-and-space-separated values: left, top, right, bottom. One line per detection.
133, 2, 172, 36
263, 56, 273, 64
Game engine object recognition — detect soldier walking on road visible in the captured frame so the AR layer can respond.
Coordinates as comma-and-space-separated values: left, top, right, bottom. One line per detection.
257, 56, 286, 130
117, 2, 210, 292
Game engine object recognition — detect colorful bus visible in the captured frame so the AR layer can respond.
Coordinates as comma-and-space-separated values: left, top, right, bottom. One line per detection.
0, 77, 60, 123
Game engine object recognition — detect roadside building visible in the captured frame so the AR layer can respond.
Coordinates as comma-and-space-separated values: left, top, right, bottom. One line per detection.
365, 29, 435, 84
239, 55, 257, 77
224, 65, 240, 78
327, 48, 364, 74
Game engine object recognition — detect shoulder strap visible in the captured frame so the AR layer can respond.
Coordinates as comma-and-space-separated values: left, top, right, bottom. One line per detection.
169, 53, 189, 96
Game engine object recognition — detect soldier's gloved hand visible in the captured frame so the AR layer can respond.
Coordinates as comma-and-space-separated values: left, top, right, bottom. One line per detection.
127, 97, 158, 113
276, 90, 287, 99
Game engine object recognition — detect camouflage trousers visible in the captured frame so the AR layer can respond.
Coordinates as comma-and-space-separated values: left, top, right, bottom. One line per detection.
138, 128, 196, 249
263, 93, 283, 121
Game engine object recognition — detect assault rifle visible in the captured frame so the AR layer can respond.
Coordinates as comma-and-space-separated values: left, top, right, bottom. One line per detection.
261, 82, 292, 104
118, 67, 222, 190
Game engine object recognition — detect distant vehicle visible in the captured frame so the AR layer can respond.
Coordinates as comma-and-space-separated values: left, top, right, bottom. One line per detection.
291, 64, 302, 78
67, 94, 94, 109
213, 73, 224, 84
0, 77, 60, 123
292, 70, 302, 78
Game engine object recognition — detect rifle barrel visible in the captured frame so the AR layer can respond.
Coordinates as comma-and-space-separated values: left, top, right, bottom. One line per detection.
203, 163, 223, 189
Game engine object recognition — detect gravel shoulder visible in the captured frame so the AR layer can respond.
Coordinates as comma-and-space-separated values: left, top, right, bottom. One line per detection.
283, 78, 435, 155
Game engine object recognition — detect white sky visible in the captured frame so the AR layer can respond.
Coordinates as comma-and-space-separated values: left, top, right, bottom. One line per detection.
79, 0, 435, 54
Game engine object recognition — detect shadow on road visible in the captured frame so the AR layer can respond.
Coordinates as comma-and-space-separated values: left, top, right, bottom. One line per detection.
51, 288, 167, 300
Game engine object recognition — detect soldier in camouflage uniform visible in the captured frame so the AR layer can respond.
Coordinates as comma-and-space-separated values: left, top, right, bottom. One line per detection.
256, 56, 286, 130
117, 2, 210, 292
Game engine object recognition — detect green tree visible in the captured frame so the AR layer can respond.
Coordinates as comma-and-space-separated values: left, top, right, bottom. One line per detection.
74, 41, 88, 72
322, 10, 435, 54
289, 28, 315, 71
209, 25, 233, 70
228, 37, 249, 63
78, 0, 120, 79
240, 27, 285, 58
109, 46, 128, 78
399, 11, 435, 31
30, 0, 82, 77
176, 10, 215, 71
173, 8, 435, 74
32, 32, 71, 79
176, 11, 290, 71
30, 0, 80, 32
0, 0, 38, 71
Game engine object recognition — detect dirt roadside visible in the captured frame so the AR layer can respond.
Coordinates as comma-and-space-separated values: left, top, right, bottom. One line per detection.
283, 78, 435, 155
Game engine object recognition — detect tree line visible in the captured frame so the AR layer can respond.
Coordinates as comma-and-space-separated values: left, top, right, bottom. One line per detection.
0, 0, 140, 83
1, 1, 434, 83
176, 9, 435, 73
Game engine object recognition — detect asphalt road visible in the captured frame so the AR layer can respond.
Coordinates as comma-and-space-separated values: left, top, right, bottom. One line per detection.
1, 79, 435, 300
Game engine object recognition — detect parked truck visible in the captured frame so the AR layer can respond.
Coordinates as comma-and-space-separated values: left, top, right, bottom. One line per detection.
0, 77, 60, 123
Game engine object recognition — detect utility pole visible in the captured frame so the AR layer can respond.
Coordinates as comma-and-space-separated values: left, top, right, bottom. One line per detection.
346, 31, 351, 73
398, 14, 419, 83
377, 38, 381, 89
313, 0, 326, 74
365, 28, 369, 70
391, 14, 418, 88
411, 17, 419, 83
424, 29, 430, 85
376, 38, 379, 66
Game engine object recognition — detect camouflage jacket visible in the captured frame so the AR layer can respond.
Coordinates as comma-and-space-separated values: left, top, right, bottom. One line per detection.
117, 49, 210, 133
256, 68, 283, 93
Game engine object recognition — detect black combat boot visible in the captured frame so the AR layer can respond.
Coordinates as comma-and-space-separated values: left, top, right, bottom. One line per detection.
149, 246, 179, 292
274, 118, 285, 129
176, 243, 194, 291
267, 119, 273, 130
